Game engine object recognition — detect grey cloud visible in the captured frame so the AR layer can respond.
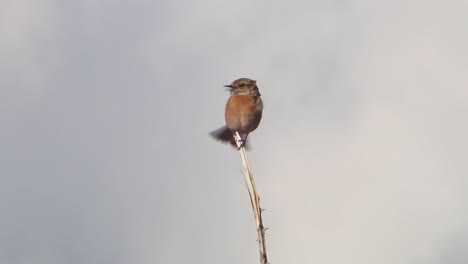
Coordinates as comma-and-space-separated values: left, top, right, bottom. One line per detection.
1, 1, 467, 264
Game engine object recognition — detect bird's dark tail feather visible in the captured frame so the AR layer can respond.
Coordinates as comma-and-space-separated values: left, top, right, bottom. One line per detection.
209, 126, 250, 150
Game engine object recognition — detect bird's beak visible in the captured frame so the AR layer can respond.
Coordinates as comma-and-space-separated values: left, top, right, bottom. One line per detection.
224, 85, 233, 88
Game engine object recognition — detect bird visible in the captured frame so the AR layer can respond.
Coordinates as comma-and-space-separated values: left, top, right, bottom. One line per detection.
210, 78, 263, 149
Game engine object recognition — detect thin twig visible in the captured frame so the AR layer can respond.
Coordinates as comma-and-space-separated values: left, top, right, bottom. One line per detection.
234, 132, 268, 264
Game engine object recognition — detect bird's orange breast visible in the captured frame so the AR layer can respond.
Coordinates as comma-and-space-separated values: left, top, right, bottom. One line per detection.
225, 95, 263, 133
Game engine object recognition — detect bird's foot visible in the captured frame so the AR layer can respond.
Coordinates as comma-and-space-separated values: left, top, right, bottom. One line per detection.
236, 139, 246, 150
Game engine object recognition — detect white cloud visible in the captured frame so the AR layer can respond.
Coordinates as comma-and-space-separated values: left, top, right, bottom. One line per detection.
256, 1, 468, 263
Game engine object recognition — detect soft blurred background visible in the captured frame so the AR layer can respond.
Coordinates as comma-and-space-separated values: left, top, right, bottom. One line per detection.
1, 0, 467, 263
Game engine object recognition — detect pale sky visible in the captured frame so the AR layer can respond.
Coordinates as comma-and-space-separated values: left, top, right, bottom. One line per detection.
1, 1, 468, 264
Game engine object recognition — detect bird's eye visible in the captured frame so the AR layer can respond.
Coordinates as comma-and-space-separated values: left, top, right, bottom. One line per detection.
239, 83, 245, 88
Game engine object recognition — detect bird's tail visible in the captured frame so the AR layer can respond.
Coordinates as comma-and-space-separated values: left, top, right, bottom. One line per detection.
209, 126, 250, 149
209, 126, 236, 147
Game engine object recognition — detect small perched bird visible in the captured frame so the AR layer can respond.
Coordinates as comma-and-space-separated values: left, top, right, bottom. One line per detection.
210, 78, 263, 149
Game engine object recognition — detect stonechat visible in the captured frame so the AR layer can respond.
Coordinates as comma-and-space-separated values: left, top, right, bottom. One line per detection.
210, 78, 263, 148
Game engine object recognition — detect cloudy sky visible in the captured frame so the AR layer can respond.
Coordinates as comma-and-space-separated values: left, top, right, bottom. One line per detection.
1, 0, 468, 263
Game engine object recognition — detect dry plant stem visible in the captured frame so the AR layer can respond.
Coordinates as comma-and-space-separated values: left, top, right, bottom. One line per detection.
234, 132, 268, 264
